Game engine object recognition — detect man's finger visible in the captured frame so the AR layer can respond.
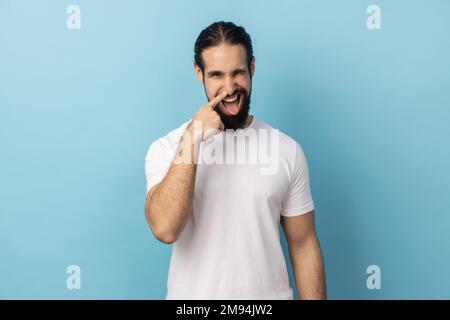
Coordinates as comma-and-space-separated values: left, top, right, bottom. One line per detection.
207, 91, 227, 108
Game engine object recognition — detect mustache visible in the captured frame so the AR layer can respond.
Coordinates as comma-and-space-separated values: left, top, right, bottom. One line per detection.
217, 88, 248, 99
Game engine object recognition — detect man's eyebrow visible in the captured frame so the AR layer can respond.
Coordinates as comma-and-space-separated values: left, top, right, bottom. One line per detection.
233, 68, 247, 73
206, 68, 247, 76
206, 70, 224, 76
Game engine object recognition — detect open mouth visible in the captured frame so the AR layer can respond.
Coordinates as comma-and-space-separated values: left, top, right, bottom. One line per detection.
221, 93, 242, 116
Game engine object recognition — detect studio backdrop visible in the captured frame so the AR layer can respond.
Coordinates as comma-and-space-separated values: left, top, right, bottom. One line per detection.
1, 0, 449, 299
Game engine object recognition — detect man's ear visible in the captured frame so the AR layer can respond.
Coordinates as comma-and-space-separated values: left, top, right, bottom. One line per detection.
194, 64, 204, 83
250, 56, 256, 78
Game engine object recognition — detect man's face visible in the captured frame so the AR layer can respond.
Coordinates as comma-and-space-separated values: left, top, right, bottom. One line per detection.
195, 43, 255, 130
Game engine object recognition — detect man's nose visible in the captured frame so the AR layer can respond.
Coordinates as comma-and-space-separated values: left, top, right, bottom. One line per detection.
224, 78, 236, 96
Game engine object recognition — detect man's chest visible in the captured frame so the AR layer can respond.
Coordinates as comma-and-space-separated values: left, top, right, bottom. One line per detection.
194, 162, 289, 207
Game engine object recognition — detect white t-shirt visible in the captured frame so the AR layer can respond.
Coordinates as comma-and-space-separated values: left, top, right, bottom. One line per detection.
145, 116, 315, 299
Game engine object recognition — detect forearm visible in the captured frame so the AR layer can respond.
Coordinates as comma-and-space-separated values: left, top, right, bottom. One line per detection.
146, 125, 201, 243
290, 235, 327, 299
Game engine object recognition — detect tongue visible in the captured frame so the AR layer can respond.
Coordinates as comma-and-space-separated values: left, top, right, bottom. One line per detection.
224, 100, 240, 115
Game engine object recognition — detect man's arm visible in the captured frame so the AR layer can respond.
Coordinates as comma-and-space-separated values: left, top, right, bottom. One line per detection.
145, 92, 227, 244
145, 124, 200, 244
280, 210, 327, 299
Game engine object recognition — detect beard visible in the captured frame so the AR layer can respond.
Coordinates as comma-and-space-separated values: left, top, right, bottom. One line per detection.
205, 86, 251, 130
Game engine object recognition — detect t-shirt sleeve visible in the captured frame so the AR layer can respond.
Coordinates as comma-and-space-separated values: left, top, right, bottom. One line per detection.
144, 139, 176, 194
280, 142, 315, 217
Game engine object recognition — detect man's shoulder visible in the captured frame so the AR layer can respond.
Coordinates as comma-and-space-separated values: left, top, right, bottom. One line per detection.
255, 117, 301, 149
147, 119, 192, 154
160, 119, 192, 143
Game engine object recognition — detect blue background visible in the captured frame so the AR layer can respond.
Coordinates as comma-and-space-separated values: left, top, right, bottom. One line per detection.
1, 0, 449, 299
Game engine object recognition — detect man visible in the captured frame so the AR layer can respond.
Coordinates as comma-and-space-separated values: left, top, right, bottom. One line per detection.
145, 21, 326, 300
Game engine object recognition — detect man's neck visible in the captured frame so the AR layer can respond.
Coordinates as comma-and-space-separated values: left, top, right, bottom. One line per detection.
242, 115, 254, 129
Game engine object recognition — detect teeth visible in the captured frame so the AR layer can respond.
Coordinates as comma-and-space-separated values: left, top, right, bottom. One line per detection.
223, 94, 239, 103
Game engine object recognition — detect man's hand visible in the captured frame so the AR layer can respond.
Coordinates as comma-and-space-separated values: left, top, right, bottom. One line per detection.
188, 91, 227, 141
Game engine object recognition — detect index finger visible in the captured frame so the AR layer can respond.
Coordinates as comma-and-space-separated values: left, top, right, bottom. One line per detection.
207, 91, 227, 108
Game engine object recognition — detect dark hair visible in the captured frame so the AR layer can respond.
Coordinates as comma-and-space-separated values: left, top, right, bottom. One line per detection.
194, 21, 254, 75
